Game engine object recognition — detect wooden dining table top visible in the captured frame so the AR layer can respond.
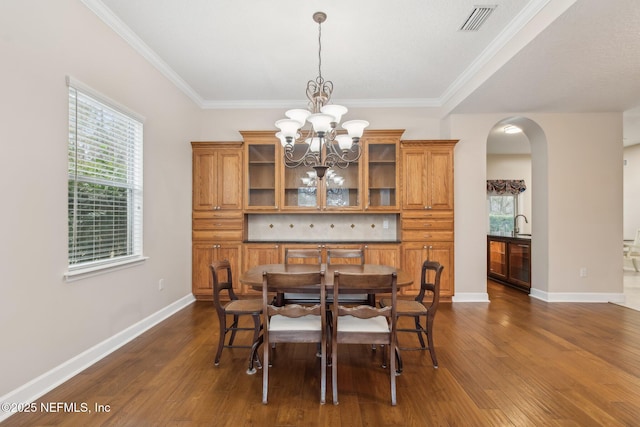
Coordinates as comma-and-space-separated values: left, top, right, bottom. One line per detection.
239, 263, 413, 292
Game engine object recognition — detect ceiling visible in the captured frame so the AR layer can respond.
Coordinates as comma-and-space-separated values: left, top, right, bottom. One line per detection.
87, 0, 640, 148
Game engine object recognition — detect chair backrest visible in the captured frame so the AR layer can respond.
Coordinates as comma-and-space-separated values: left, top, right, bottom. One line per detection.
284, 248, 322, 264
262, 271, 326, 318
417, 261, 444, 312
210, 260, 236, 311
327, 248, 364, 265
332, 271, 397, 319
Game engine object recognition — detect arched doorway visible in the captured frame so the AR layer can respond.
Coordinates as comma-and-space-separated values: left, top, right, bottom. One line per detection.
486, 116, 549, 296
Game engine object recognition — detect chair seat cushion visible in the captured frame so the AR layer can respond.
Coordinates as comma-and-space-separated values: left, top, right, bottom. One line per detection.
269, 314, 322, 331
337, 315, 389, 333
379, 298, 428, 315
225, 299, 263, 313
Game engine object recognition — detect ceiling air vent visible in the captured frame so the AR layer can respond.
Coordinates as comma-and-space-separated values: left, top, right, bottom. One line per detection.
459, 5, 497, 31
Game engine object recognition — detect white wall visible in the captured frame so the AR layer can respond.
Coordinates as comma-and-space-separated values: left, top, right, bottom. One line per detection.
0, 0, 200, 396
486, 154, 533, 234
624, 144, 640, 240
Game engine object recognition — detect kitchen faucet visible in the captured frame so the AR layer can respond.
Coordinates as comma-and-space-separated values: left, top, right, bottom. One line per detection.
513, 214, 528, 235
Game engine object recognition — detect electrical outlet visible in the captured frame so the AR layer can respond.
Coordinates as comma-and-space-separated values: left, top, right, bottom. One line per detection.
579, 268, 587, 278
159, 278, 165, 290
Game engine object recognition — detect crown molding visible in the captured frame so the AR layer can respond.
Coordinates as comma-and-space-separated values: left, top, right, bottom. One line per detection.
440, 0, 576, 116
81, 0, 205, 108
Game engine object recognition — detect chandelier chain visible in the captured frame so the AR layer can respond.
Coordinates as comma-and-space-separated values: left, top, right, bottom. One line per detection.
317, 19, 322, 83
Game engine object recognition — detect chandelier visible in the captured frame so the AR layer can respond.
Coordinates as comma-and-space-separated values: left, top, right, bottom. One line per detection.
275, 11, 369, 179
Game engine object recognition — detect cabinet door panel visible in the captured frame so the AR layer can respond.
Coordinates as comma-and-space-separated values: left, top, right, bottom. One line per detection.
193, 243, 215, 297
400, 243, 426, 295
428, 150, 453, 210
364, 244, 400, 268
426, 242, 454, 297
193, 152, 216, 211
218, 151, 243, 210
402, 151, 427, 209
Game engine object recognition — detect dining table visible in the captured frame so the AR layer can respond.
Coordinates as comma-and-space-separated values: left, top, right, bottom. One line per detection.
239, 263, 413, 374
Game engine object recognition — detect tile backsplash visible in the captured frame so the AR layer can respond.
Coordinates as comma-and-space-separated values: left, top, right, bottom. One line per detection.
247, 213, 398, 242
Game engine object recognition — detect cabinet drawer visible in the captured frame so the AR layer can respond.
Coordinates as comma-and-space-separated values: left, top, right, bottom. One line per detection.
193, 229, 243, 241
401, 229, 453, 241
401, 210, 453, 220
402, 218, 453, 230
193, 210, 243, 220
192, 218, 243, 231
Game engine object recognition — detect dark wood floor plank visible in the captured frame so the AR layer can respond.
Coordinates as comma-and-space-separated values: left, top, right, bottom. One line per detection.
4, 281, 640, 426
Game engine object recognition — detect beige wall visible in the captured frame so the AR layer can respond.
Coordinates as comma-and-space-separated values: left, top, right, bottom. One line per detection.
450, 113, 623, 298
0, 0, 626, 406
0, 0, 200, 396
197, 107, 444, 141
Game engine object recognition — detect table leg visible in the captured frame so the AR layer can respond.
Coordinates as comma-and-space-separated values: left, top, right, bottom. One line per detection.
247, 334, 264, 375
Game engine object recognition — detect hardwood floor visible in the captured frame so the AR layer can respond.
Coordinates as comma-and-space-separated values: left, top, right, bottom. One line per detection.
4, 281, 640, 426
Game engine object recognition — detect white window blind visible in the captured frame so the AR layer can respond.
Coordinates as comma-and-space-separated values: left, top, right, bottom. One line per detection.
67, 78, 143, 270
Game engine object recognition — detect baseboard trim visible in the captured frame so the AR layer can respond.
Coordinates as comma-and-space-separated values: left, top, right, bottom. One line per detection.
0, 294, 195, 423
452, 292, 490, 302
529, 288, 625, 303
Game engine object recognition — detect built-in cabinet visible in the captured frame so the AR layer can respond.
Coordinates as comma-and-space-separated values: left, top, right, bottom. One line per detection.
192, 134, 457, 301
487, 235, 531, 292
399, 140, 456, 298
191, 142, 244, 300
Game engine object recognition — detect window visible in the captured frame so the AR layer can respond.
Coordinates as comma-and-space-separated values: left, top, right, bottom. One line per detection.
67, 77, 143, 274
488, 194, 516, 234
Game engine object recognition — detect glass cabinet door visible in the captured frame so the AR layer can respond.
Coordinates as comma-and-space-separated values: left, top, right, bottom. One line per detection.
488, 240, 507, 279
247, 143, 277, 209
281, 142, 361, 210
283, 165, 318, 210
322, 160, 360, 210
366, 142, 397, 210
508, 242, 531, 286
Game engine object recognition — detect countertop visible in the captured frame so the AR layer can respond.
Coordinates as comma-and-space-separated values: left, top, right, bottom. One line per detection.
487, 233, 531, 241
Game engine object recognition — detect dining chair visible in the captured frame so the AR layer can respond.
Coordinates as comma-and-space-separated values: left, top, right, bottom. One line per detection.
326, 248, 373, 306
326, 248, 364, 265
379, 260, 443, 368
283, 248, 323, 304
210, 260, 263, 369
331, 271, 398, 406
284, 248, 322, 264
262, 270, 327, 404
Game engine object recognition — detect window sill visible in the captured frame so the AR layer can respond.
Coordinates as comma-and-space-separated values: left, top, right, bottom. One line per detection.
64, 256, 149, 282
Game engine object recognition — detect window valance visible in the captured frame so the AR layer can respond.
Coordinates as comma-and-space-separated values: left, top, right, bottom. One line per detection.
486, 179, 526, 195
